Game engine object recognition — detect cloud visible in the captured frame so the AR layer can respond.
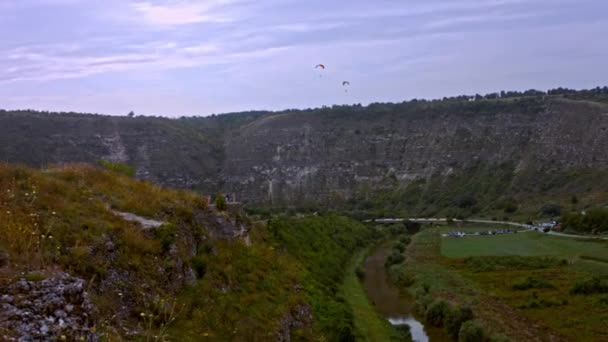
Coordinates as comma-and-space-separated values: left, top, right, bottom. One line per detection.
131, 0, 236, 26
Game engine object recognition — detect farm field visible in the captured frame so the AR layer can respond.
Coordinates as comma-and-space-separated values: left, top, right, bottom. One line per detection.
397, 226, 608, 341
440, 226, 608, 260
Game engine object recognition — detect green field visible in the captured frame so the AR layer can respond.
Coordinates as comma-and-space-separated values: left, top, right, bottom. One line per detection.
440, 228, 608, 260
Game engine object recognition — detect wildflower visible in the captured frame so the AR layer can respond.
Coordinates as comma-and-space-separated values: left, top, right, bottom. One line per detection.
140, 312, 145, 317
52, 211, 57, 215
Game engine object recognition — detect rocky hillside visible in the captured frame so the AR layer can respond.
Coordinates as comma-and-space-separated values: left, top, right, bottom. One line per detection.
2, 91, 608, 211
0, 165, 302, 340
0, 164, 384, 341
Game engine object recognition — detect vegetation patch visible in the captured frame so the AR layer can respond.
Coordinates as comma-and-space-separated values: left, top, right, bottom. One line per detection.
570, 277, 608, 295
464, 256, 566, 272
512, 277, 555, 290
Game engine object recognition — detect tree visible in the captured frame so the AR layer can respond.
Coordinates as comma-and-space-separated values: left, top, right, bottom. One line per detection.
459, 321, 485, 342
541, 203, 562, 217
128, 111, 135, 117
445, 306, 474, 340
215, 194, 227, 211
571, 195, 579, 205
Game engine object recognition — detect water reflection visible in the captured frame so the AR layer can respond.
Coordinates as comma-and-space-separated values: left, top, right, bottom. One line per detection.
389, 316, 428, 342
362, 242, 448, 341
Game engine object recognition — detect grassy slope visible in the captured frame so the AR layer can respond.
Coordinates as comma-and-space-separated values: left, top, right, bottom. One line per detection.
341, 248, 399, 341
0, 164, 312, 340
268, 215, 380, 340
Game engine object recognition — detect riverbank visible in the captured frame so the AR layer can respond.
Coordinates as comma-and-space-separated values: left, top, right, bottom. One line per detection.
341, 247, 403, 341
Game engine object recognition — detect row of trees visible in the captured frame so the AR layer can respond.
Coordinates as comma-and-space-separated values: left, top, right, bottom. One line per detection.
562, 208, 608, 234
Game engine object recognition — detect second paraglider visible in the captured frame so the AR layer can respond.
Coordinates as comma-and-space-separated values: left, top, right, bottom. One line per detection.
342, 81, 350, 92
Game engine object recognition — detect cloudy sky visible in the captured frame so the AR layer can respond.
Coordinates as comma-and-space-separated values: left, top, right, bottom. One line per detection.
1, 0, 607, 116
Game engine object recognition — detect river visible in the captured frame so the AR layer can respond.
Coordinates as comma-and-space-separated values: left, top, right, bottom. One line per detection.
362, 242, 448, 342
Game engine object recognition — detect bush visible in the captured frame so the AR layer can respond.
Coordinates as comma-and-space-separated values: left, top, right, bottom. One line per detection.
0, 248, 8, 268
154, 224, 177, 253
458, 320, 485, 342
214, 194, 227, 211
465, 256, 565, 272
355, 266, 365, 280
399, 235, 412, 245
445, 306, 474, 340
425, 300, 449, 327
518, 297, 566, 309
596, 295, 608, 306
388, 265, 415, 287
512, 277, 554, 290
98, 160, 136, 177
541, 203, 562, 217
570, 277, 608, 295
385, 251, 405, 268
191, 256, 207, 279
489, 334, 512, 342
393, 241, 406, 253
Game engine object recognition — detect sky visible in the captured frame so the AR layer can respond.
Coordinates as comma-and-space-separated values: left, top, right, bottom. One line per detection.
1, 0, 607, 117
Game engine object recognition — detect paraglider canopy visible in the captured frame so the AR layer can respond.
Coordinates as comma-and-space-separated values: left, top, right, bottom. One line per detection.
315, 64, 326, 69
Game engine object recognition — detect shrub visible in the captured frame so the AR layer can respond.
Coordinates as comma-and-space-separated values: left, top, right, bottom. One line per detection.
98, 160, 136, 177
355, 266, 365, 280
570, 277, 608, 295
385, 251, 405, 268
191, 256, 207, 279
489, 333, 512, 342
214, 194, 227, 211
458, 321, 485, 342
392, 324, 412, 340
393, 241, 406, 253
154, 224, 177, 253
512, 277, 555, 290
425, 300, 449, 327
445, 306, 474, 340
465, 256, 565, 272
541, 203, 562, 217
0, 248, 8, 268
399, 235, 412, 245
596, 295, 608, 306
388, 265, 415, 287
518, 297, 565, 309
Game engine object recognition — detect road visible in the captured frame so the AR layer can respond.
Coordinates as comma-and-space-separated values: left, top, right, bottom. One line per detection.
368, 217, 608, 240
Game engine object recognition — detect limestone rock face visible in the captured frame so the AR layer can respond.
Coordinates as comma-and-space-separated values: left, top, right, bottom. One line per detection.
1, 98, 608, 206
0, 273, 98, 341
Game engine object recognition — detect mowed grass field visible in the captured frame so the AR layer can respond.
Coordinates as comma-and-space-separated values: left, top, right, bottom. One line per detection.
440, 226, 608, 261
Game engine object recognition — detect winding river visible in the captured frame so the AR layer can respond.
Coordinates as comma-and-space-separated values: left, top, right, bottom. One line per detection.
362, 242, 448, 342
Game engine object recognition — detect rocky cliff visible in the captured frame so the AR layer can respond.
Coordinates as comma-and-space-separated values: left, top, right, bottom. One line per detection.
2, 95, 608, 207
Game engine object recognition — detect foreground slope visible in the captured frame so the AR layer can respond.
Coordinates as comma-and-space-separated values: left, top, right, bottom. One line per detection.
0, 164, 379, 340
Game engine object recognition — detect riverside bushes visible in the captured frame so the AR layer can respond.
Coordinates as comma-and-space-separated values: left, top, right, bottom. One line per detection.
570, 277, 608, 295
458, 321, 485, 342
465, 256, 566, 272
512, 277, 555, 290
268, 214, 378, 340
